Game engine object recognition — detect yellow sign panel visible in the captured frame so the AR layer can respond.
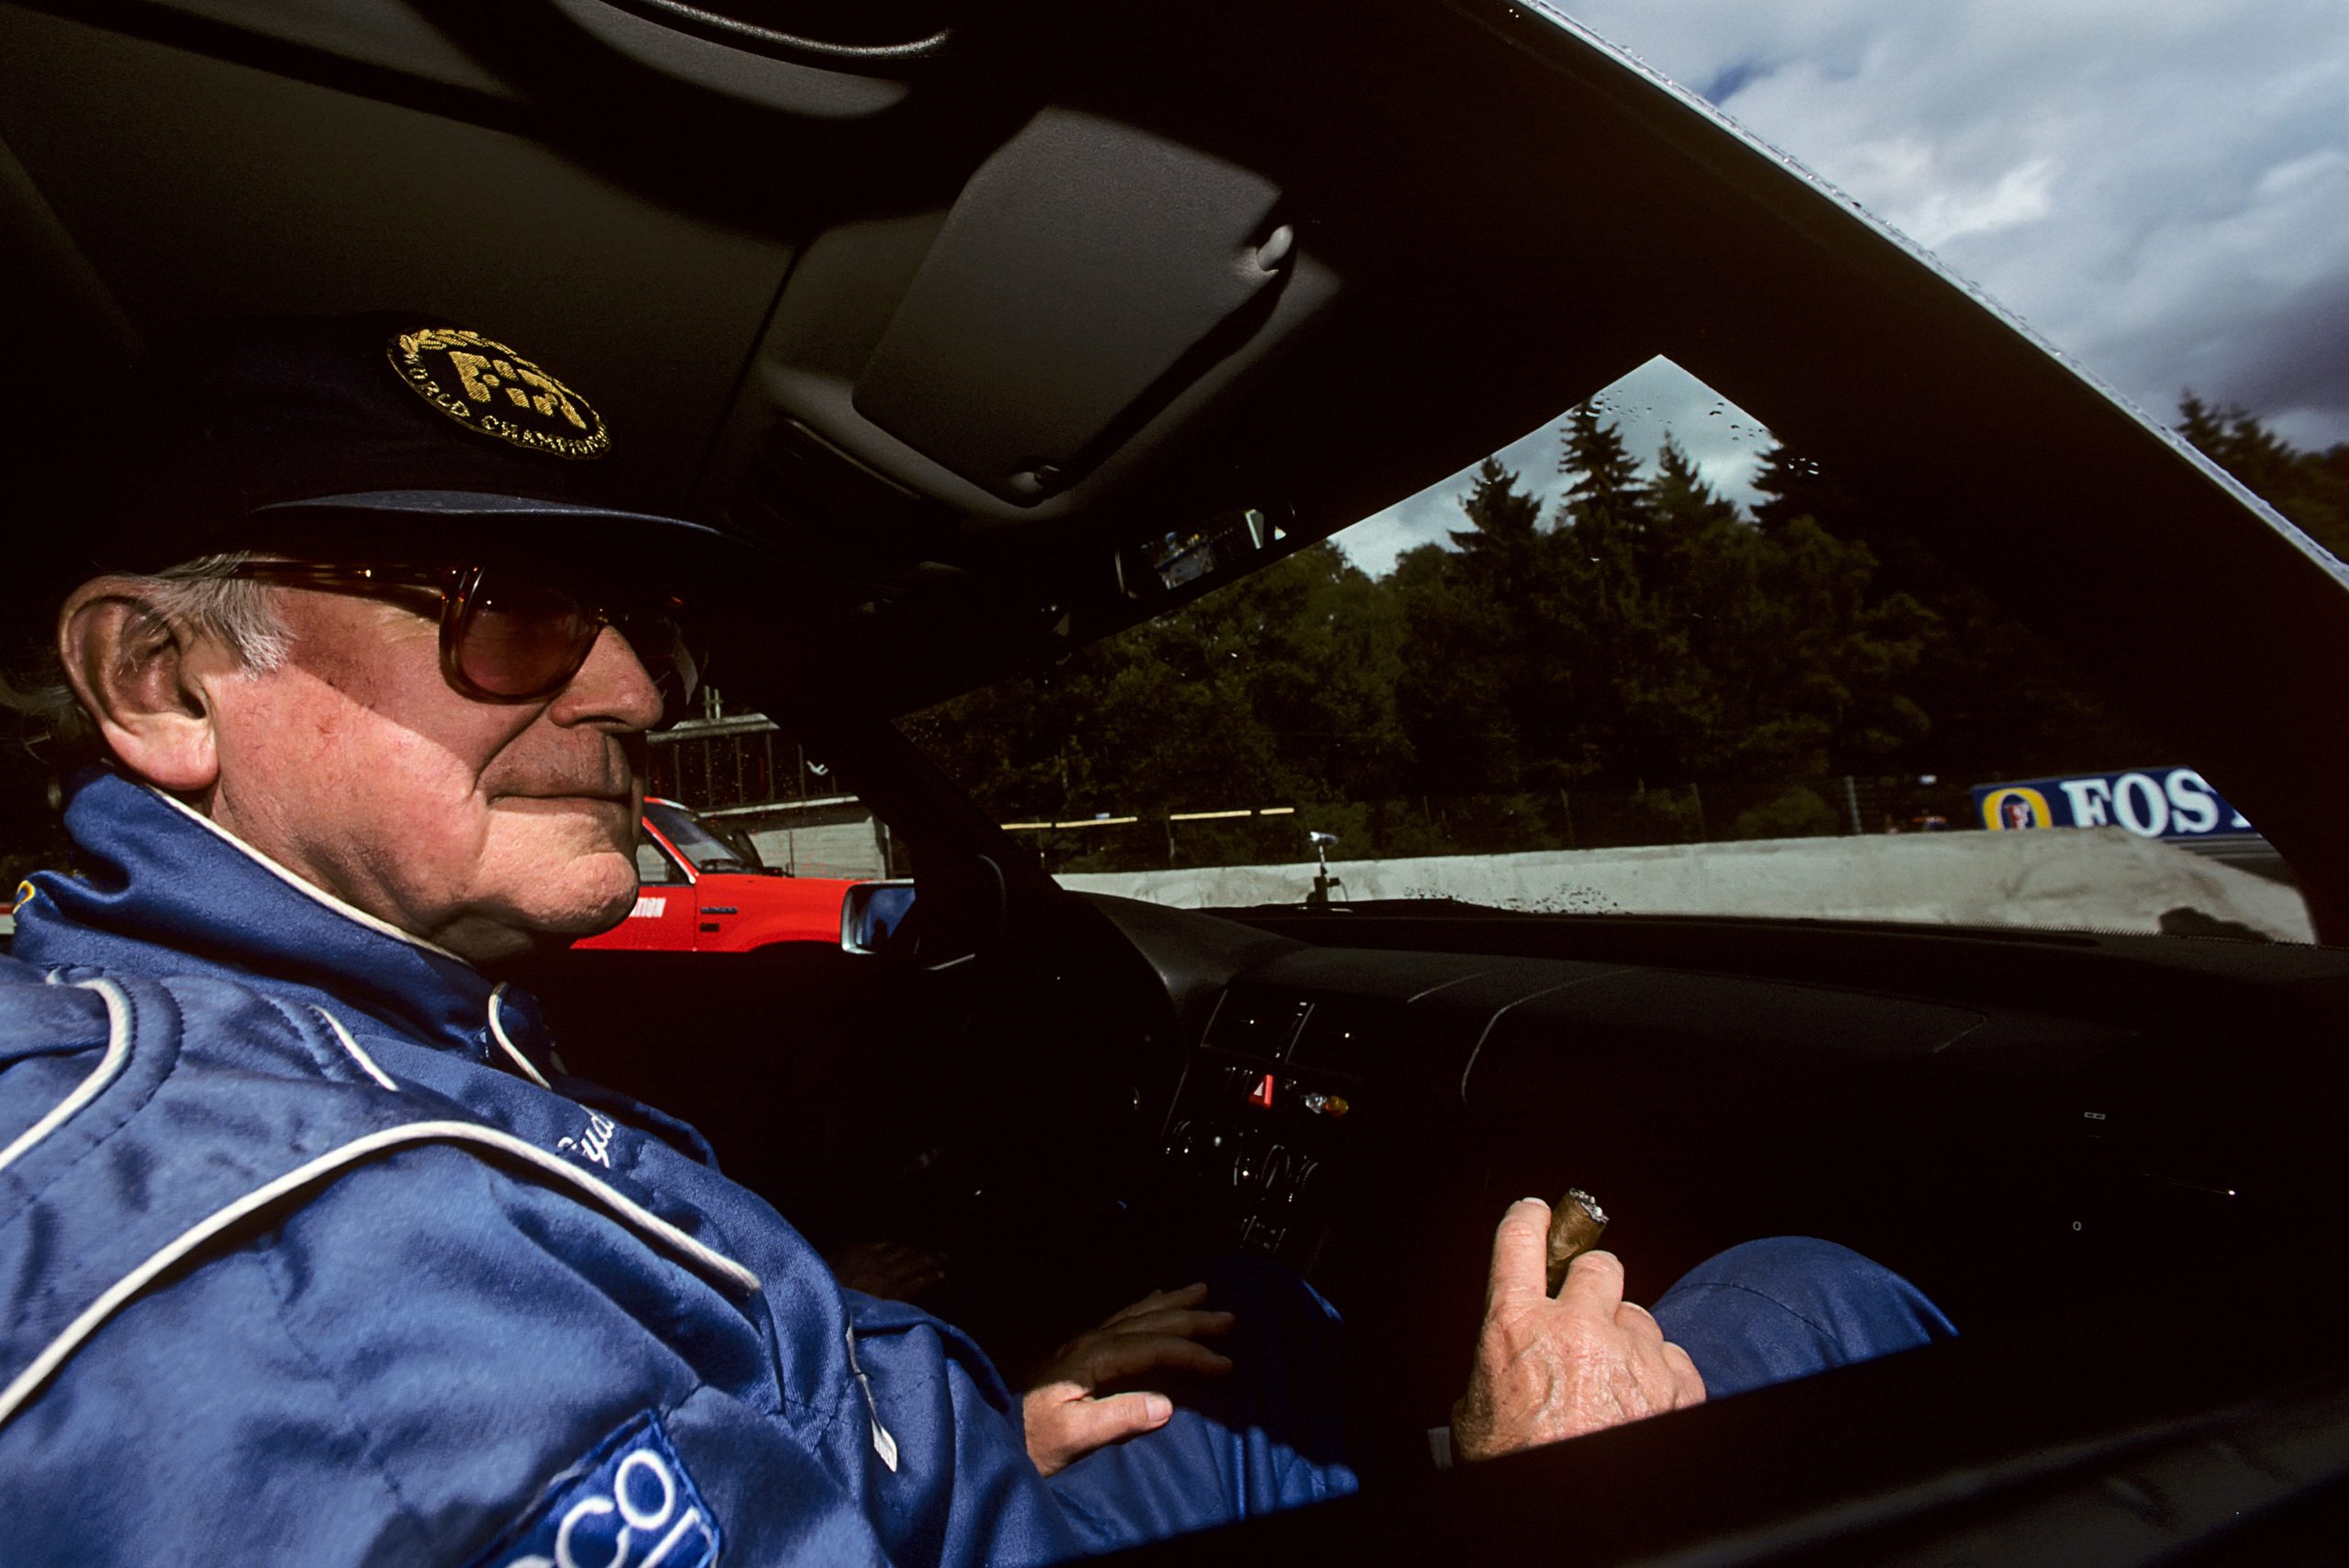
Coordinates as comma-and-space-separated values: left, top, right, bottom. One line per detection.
1979, 786, 2053, 830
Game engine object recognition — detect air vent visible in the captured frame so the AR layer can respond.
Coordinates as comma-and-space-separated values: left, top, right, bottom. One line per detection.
1206, 991, 1312, 1061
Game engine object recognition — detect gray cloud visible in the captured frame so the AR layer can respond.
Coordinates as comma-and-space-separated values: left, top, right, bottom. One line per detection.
1577, 0, 2349, 439
1337, 0, 2348, 575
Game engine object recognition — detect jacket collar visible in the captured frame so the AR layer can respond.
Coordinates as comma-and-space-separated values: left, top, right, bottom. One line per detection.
10, 768, 560, 1079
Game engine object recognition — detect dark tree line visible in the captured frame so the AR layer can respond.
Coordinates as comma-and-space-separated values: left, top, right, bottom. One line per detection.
909, 399, 2342, 871
2176, 396, 2349, 561
4, 401, 2341, 890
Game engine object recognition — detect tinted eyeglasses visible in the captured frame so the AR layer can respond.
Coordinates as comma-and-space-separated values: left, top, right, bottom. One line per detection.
219, 562, 707, 721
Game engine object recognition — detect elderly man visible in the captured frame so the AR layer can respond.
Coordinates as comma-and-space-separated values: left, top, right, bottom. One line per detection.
0, 316, 1951, 1564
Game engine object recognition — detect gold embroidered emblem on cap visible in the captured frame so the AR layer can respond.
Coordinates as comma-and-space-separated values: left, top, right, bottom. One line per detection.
384, 328, 610, 460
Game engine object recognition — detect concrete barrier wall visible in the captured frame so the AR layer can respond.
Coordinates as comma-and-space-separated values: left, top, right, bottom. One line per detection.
6, 830, 2306, 945
1056, 828, 2316, 943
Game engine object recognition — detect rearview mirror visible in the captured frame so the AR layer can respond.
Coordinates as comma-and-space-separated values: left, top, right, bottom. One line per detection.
840, 880, 918, 954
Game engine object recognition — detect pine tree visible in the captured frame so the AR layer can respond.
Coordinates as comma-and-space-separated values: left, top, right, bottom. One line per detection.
1547, 407, 1720, 787
1448, 457, 1545, 589
2177, 395, 2349, 562
1749, 443, 1839, 534
1394, 464, 1543, 795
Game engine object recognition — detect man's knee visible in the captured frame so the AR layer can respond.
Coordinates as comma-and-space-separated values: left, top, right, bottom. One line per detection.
1652, 1237, 1956, 1399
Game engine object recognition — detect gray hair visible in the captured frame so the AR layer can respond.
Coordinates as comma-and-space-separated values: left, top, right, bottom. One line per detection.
1, 552, 290, 760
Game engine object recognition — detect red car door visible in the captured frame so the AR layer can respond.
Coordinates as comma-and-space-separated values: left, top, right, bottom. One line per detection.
574, 828, 703, 951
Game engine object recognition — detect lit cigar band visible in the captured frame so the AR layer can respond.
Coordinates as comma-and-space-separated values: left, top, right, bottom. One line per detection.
1544, 1188, 1609, 1296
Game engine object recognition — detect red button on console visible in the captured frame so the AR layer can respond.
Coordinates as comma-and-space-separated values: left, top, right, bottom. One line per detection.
1247, 1073, 1276, 1109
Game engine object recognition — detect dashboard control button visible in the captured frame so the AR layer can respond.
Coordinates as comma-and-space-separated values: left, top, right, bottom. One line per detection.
1288, 1158, 1319, 1201
1247, 1073, 1277, 1109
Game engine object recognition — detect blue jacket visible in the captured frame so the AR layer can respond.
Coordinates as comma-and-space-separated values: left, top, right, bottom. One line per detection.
0, 771, 1140, 1566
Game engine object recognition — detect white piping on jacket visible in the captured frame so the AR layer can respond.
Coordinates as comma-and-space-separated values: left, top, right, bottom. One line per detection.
312, 1007, 398, 1092
136, 788, 561, 1091
140, 784, 471, 964
0, 1118, 763, 1432
843, 1327, 901, 1473
0, 977, 136, 1179
485, 984, 551, 1089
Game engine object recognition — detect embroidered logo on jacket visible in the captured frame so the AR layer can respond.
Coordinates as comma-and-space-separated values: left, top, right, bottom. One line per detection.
556, 1110, 619, 1169
472, 1410, 719, 1568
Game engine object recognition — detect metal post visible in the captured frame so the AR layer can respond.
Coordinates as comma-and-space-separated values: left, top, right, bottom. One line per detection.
1843, 774, 1864, 836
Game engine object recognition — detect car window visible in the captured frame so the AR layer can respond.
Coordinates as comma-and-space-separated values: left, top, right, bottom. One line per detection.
635, 840, 689, 886
644, 717, 897, 882
905, 355, 2321, 944
644, 802, 761, 875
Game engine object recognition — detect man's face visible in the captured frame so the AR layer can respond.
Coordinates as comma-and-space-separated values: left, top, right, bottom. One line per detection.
199, 583, 663, 962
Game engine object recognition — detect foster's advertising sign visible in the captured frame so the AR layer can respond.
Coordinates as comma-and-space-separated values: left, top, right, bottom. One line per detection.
1973, 767, 2253, 840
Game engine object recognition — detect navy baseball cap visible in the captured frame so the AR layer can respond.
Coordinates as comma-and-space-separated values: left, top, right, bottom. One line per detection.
34, 312, 768, 585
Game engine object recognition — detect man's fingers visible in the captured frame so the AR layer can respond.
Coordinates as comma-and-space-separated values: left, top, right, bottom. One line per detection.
1101, 1283, 1210, 1328
1613, 1299, 1663, 1341
1103, 1307, 1236, 1343
1553, 1249, 1628, 1316
1067, 1332, 1234, 1388
1486, 1198, 1553, 1308
1052, 1390, 1175, 1452
1025, 1385, 1176, 1476
1663, 1340, 1708, 1406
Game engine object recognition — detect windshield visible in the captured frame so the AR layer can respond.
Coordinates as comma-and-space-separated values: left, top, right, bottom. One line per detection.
644, 799, 764, 874
906, 356, 2324, 943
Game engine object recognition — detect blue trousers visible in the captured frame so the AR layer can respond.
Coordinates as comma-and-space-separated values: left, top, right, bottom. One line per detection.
1042, 1240, 1954, 1553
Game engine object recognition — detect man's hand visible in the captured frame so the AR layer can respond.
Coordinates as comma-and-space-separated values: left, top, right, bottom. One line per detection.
1022, 1283, 1236, 1477
1450, 1198, 1706, 1462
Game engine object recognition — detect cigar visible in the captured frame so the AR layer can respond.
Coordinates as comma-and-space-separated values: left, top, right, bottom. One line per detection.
1544, 1189, 1609, 1295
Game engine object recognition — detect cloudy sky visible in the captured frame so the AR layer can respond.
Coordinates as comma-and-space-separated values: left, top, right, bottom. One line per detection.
1337, 0, 2349, 575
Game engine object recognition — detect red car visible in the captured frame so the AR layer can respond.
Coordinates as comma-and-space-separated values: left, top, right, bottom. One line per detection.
573, 798, 856, 953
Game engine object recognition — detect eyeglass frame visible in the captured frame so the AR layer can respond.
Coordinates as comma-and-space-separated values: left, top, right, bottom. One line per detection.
212, 560, 704, 716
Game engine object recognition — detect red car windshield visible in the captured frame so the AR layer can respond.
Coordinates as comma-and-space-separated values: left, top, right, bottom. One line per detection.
643, 800, 762, 874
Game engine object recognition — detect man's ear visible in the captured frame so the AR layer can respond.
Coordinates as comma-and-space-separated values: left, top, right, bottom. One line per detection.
58, 576, 224, 795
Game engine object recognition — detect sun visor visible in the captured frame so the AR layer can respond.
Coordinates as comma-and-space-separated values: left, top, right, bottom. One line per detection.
851, 108, 1295, 505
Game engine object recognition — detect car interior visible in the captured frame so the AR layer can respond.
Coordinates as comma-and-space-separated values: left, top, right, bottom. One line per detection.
6, 2, 2349, 1562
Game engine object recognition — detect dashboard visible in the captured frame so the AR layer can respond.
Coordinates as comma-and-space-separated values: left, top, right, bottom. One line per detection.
528, 881, 2349, 1433
1092, 896, 2349, 1421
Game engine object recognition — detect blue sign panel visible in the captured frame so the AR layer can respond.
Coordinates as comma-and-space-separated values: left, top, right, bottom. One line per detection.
1973, 767, 2253, 840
